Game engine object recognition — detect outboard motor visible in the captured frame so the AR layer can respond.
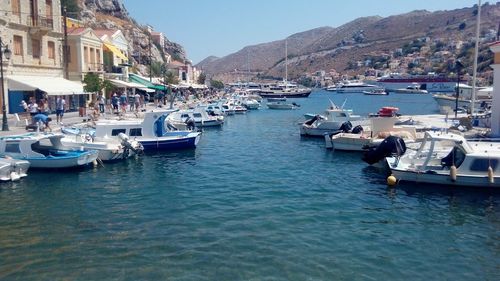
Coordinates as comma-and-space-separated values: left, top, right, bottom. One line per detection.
185, 117, 196, 131
118, 133, 144, 158
362, 136, 407, 165
339, 121, 353, 133
351, 125, 364, 134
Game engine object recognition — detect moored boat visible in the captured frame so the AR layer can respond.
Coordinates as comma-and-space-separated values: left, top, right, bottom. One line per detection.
386, 131, 500, 187
0, 133, 99, 168
0, 157, 30, 181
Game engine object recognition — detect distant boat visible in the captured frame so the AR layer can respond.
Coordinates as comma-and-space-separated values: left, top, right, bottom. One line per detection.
332, 81, 383, 93
267, 100, 300, 110
363, 88, 388, 95
376, 73, 460, 92
391, 83, 428, 94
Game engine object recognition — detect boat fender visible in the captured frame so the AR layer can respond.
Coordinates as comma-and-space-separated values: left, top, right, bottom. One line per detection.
387, 175, 397, 186
487, 166, 494, 184
450, 165, 457, 182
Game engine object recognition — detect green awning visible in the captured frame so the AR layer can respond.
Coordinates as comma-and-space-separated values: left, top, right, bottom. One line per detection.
129, 73, 167, 91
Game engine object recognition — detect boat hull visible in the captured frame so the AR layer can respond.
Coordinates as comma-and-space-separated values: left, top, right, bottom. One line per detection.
139, 133, 201, 151
259, 91, 311, 98
25, 150, 99, 168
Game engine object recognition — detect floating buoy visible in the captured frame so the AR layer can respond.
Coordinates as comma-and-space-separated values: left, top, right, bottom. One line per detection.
450, 165, 457, 182
92, 160, 98, 167
487, 166, 494, 184
387, 175, 397, 186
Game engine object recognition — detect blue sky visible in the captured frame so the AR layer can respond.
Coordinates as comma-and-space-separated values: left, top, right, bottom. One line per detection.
122, 0, 482, 64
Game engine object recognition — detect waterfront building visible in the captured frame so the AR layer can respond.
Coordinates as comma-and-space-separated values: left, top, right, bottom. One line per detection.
66, 27, 104, 82
0, 0, 84, 114
93, 29, 129, 78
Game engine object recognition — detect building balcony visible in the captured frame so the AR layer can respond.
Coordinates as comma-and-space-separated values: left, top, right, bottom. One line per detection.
84, 62, 104, 73
26, 15, 54, 35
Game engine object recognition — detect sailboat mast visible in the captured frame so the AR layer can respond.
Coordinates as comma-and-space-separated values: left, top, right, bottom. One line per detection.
471, 0, 481, 115
285, 39, 288, 84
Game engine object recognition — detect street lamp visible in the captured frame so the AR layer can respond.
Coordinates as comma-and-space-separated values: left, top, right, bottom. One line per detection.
0, 37, 12, 131
454, 59, 464, 119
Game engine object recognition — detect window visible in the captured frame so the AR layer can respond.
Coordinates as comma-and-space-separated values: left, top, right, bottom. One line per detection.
83, 46, 88, 63
45, 0, 52, 18
12, 0, 20, 16
5, 143, 21, 153
32, 38, 41, 59
48, 41, 55, 59
129, 128, 142, 136
470, 158, 498, 172
111, 129, 126, 136
13, 35, 23, 56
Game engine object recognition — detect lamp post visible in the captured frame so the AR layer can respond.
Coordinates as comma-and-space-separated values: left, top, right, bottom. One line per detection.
0, 37, 12, 131
454, 60, 464, 119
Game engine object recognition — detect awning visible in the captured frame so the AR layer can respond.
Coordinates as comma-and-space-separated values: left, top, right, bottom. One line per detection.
129, 73, 167, 91
108, 79, 154, 92
7, 75, 85, 96
103, 42, 128, 61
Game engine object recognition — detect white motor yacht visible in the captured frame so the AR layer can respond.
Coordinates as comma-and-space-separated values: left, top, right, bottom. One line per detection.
387, 131, 500, 188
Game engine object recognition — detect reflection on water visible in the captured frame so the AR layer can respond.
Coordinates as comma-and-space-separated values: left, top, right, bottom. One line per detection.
0, 91, 499, 280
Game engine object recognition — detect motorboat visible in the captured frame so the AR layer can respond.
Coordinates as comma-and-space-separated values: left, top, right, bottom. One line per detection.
432, 86, 492, 114
331, 81, 383, 93
300, 101, 365, 137
391, 83, 428, 94
0, 133, 99, 168
386, 131, 500, 187
61, 127, 144, 162
167, 108, 224, 128
259, 83, 312, 98
267, 100, 300, 110
92, 109, 201, 151
363, 88, 388, 95
325, 117, 419, 151
0, 157, 30, 181
241, 98, 260, 110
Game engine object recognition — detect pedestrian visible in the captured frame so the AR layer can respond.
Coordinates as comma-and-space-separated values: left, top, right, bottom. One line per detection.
32, 113, 52, 132
112, 93, 119, 114
98, 94, 105, 113
134, 93, 141, 111
28, 100, 38, 118
120, 92, 128, 113
56, 96, 66, 124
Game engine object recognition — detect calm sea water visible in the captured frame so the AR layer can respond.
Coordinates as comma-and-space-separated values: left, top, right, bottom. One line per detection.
0, 90, 499, 280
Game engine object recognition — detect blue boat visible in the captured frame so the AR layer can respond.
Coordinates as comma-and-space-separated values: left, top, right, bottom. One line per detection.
93, 109, 201, 151
0, 133, 99, 168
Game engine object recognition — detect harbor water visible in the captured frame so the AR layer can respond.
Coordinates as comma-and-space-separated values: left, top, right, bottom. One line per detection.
0, 90, 498, 280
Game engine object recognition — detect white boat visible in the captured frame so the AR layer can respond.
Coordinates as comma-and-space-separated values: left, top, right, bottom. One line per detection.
267, 100, 299, 110
325, 117, 419, 151
300, 101, 365, 137
167, 108, 224, 127
363, 88, 388, 95
93, 109, 201, 151
376, 73, 458, 92
387, 131, 500, 187
0, 157, 30, 181
332, 81, 382, 93
241, 98, 260, 110
0, 133, 99, 168
433, 86, 492, 114
61, 127, 144, 162
391, 83, 428, 94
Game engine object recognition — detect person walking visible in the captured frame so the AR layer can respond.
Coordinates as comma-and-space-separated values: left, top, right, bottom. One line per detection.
98, 94, 105, 113
111, 93, 119, 114
56, 96, 66, 124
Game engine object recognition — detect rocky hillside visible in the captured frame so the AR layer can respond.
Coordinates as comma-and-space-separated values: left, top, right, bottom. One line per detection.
197, 3, 500, 81
74, 0, 187, 74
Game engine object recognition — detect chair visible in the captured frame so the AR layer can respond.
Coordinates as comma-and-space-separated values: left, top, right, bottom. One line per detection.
14, 113, 29, 127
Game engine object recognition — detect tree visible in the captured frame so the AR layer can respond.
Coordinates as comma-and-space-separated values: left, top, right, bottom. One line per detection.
458, 22, 466, 30
197, 73, 206, 84
83, 73, 115, 96
210, 79, 224, 89
164, 71, 179, 85
61, 0, 80, 18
